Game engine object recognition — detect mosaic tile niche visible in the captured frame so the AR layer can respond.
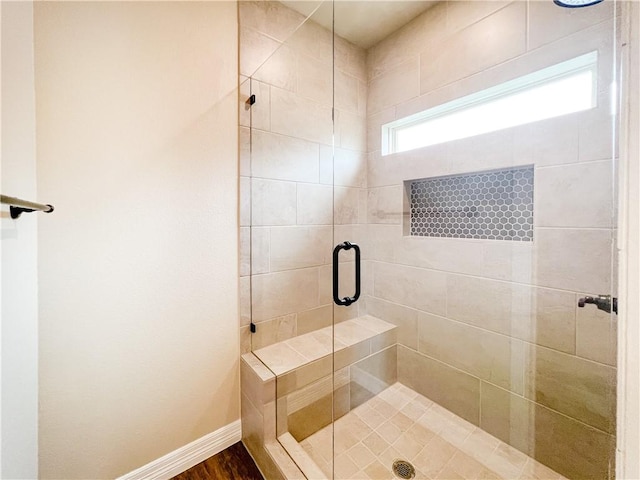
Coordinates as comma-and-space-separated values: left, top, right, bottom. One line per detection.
406, 166, 534, 241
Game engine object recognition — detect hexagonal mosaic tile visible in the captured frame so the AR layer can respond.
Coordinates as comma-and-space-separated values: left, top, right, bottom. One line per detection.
408, 166, 534, 241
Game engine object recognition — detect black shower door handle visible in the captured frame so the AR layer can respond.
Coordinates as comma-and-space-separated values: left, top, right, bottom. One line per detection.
333, 241, 361, 306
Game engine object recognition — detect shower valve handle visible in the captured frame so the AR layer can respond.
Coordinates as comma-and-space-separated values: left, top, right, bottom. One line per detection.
578, 295, 617, 314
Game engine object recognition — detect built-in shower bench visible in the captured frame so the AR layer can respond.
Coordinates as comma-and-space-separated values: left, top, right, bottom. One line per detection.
253, 315, 396, 387
242, 315, 398, 480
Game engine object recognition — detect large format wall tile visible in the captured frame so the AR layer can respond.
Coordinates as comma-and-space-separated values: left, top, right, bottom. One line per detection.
445, 275, 525, 334
249, 80, 271, 132
445, 1, 512, 34
419, 2, 526, 94
398, 345, 480, 425
239, 125, 251, 176
350, 345, 398, 409
251, 227, 270, 275
366, 2, 447, 81
296, 305, 332, 335
446, 275, 577, 354
240, 226, 250, 277
326, 147, 367, 188
528, 0, 613, 51
242, 392, 266, 457
288, 10, 332, 65
534, 228, 613, 293
240, 276, 251, 326
277, 356, 333, 398
524, 345, 616, 434
446, 129, 522, 174
297, 183, 333, 225
526, 114, 580, 167
535, 161, 614, 229
579, 104, 617, 163
335, 69, 361, 115
530, 400, 615, 480
334, 187, 361, 225
478, 240, 535, 284
368, 58, 420, 115
253, 43, 297, 92
240, 176, 251, 227
297, 51, 333, 106
513, 287, 577, 354
270, 226, 332, 272
239, 78, 251, 128
239, 1, 305, 44
335, 35, 366, 82
333, 224, 368, 253
335, 110, 367, 152
367, 186, 402, 224
318, 265, 332, 306
251, 178, 297, 226
363, 296, 418, 350
365, 225, 398, 264
373, 262, 446, 316
479, 382, 532, 455
241, 336, 253, 367
366, 108, 395, 155
271, 87, 333, 145
251, 268, 320, 321
240, 26, 281, 78
319, 145, 333, 186
251, 130, 320, 183
394, 236, 532, 284
253, 313, 297, 350
418, 313, 525, 394
480, 382, 615, 480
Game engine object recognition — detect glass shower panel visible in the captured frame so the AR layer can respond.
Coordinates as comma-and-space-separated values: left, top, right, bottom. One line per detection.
326, 1, 619, 480
241, 1, 622, 478
243, 1, 337, 477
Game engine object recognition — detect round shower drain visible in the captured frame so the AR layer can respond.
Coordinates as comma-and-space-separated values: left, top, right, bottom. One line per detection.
392, 459, 416, 479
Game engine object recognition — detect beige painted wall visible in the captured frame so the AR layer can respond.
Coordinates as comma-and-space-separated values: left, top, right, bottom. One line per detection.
34, 2, 238, 478
1, 2, 39, 477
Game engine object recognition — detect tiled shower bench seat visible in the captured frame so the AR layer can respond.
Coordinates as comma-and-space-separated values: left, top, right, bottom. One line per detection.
241, 315, 398, 479
253, 315, 397, 379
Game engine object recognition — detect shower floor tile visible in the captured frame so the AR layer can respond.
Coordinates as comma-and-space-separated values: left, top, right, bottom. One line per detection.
299, 383, 568, 480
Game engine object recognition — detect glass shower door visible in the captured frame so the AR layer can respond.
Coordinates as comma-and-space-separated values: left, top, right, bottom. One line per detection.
325, 1, 619, 479
241, 1, 338, 477
240, 1, 622, 478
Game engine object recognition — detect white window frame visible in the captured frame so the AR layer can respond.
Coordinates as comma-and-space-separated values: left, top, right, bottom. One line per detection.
382, 51, 599, 156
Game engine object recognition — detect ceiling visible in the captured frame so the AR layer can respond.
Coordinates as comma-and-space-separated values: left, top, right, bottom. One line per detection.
281, 1, 438, 50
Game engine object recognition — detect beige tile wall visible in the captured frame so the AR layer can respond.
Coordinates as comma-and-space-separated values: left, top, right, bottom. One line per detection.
241, 2, 619, 479
239, 1, 368, 353
363, 2, 617, 479
241, 353, 308, 480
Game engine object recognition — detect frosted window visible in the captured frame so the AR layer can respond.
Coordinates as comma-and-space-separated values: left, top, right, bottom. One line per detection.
383, 51, 598, 155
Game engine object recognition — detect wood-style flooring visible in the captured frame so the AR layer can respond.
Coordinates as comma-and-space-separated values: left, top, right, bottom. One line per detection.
171, 442, 264, 480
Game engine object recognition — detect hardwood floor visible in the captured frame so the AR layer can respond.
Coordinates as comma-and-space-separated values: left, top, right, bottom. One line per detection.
171, 442, 264, 480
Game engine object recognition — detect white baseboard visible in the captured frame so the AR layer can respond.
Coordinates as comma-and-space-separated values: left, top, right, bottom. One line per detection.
117, 419, 242, 480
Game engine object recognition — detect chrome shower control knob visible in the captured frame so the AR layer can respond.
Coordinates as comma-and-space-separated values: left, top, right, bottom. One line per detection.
577, 295, 618, 314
